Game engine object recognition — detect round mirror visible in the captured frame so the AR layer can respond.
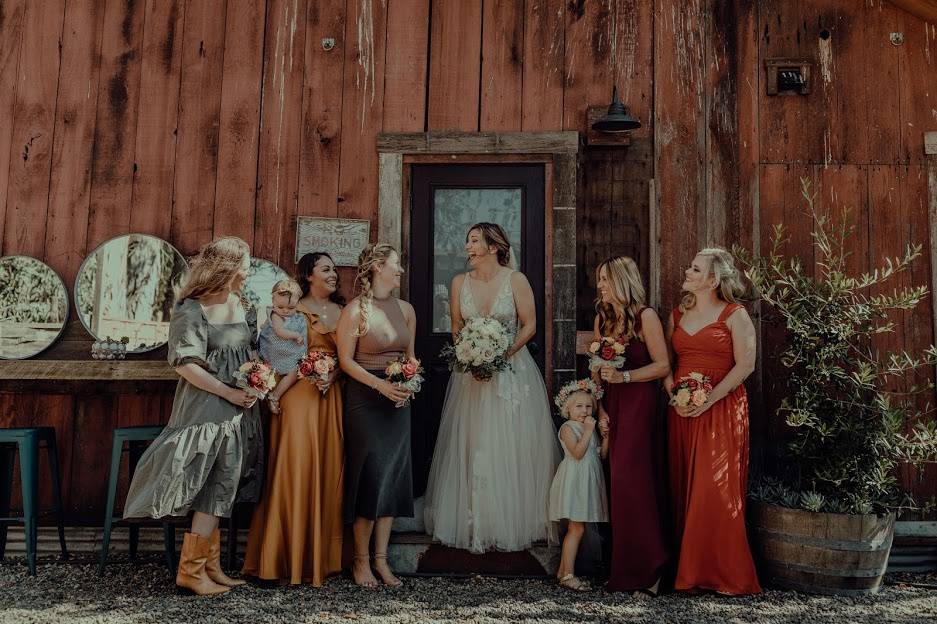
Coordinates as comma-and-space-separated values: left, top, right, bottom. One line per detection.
242, 258, 290, 330
75, 234, 188, 353
0, 256, 69, 359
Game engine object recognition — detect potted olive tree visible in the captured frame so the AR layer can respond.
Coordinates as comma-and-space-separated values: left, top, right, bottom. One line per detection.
737, 179, 937, 596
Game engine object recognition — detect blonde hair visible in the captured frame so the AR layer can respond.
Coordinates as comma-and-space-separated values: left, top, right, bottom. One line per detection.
681, 247, 748, 310
595, 255, 647, 340
176, 237, 250, 304
271, 278, 302, 303
354, 243, 397, 337
468, 222, 512, 267
561, 390, 597, 420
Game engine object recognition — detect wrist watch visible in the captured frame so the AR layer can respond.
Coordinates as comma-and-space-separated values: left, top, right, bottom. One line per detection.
622, 370, 631, 383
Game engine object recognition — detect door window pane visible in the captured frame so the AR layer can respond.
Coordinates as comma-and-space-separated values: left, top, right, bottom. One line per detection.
432, 188, 522, 333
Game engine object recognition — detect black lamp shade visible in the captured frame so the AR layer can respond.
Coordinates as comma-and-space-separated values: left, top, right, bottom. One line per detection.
591, 86, 641, 133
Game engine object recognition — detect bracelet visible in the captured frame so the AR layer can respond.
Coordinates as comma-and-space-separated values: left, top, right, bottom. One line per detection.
622, 370, 631, 383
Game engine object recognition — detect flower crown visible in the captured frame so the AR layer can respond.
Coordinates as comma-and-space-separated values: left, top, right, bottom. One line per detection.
554, 378, 604, 412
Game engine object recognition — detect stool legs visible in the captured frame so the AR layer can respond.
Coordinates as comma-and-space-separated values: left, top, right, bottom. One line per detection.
126, 441, 148, 561
98, 433, 124, 574
163, 523, 176, 575
45, 434, 69, 560
0, 446, 13, 560
19, 435, 39, 575
226, 512, 238, 570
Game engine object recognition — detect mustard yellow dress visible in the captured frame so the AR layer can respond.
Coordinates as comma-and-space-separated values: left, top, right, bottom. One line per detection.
242, 305, 344, 585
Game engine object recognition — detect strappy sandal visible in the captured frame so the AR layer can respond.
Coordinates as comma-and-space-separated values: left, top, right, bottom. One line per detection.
267, 395, 280, 414
351, 554, 378, 588
558, 573, 591, 592
373, 553, 403, 588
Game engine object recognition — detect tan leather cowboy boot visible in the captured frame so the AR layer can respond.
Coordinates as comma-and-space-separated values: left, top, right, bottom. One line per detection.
175, 532, 230, 596
206, 529, 246, 587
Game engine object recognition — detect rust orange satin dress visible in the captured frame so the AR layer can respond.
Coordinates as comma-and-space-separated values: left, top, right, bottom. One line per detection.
242, 307, 344, 586
668, 303, 761, 595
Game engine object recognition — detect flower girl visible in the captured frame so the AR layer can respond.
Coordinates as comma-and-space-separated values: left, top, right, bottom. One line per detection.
549, 379, 609, 592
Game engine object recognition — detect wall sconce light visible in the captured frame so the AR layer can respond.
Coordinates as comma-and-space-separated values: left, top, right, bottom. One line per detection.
591, 86, 641, 133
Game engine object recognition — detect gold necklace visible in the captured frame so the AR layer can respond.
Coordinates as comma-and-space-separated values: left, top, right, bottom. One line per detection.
307, 298, 331, 319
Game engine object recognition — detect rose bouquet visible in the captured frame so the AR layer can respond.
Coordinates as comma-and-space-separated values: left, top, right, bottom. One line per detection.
233, 359, 277, 399
440, 317, 513, 382
385, 355, 424, 407
588, 336, 627, 372
669, 372, 714, 409
297, 350, 338, 394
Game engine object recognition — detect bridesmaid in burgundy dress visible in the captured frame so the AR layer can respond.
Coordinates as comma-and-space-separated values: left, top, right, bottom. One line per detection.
594, 256, 671, 596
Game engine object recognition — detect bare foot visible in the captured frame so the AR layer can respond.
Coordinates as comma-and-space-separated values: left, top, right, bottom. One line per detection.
352, 555, 378, 588
372, 554, 402, 588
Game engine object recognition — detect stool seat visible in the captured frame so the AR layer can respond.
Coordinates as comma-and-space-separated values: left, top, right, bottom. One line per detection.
99, 425, 177, 575
0, 426, 69, 575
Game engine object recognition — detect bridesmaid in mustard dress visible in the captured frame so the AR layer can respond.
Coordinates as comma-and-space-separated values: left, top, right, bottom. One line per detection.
242, 252, 345, 586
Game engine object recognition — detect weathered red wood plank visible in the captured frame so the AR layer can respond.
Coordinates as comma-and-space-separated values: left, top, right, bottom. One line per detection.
2, 0, 65, 257
897, 8, 937, 165
297, 0, 346, 229
44, 0, 105, 286
256, 0, 307, 269
736, 0, 759, 253
864, 1, 901, 165
86, 0, 145, 249
902, 163, 937, 508
815, 165, 869, 279
654, 0, 704, 309
170, 0, 227, 256
480, 0, 524, 131
382, 0, 429, 132
212, 0, 266, 246
427, 0, 482, 131
521, 0, 564, 131
129, 0, 185, 240
335, 0, 387, 244
0, 0, 26, 252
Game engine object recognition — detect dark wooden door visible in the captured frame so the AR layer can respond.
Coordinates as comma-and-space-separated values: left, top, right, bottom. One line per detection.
409, 164, 546, 496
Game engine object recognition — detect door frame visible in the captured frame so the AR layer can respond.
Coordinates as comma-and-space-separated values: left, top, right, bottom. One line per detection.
376, 132, 579, 395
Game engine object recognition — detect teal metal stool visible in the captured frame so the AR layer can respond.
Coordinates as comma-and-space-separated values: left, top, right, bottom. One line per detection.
99, 425, 177, 575
0, 427, 69, 575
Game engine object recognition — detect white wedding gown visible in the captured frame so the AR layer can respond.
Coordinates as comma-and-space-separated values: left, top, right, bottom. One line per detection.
424, 270, 560, 553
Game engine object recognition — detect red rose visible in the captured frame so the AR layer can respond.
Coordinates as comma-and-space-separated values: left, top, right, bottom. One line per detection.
401, 362, 417, 379
601, 346, 615, 360
687, 379, 698, 389
249, 372, 262, 386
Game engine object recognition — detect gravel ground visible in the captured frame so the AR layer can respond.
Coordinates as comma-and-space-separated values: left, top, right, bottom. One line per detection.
1, 560, 935, 624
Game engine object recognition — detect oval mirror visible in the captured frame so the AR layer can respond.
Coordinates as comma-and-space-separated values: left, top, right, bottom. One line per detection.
0, 256, 69, 359
242, 258, 290, 330
75, 234, 188, 353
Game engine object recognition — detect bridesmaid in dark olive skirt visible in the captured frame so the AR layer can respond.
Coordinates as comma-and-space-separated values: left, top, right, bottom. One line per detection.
343, 375, 413, 523
593, 256, 671, 595
336, 243, 418, 589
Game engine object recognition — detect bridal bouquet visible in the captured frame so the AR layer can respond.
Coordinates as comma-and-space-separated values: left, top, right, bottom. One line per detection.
670, 372, 713, 408
233, 359, 277, 399
587, 336, 627, 371
440, 317, 513, 382
385, 355, 424, 407
297, 350, 338, 394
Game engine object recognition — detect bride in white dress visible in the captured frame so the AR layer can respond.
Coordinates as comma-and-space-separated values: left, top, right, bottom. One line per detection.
424, 222, 560, 553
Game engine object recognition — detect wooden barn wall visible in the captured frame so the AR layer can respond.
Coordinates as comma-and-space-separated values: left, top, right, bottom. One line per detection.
1, 0, 936, 521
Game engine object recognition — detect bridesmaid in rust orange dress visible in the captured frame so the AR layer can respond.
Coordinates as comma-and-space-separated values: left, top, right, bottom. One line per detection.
665, 247, 761, 595
242, 252, 345, 586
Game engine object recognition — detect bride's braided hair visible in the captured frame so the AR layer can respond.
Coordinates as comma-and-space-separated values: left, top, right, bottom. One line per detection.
354, 242, 397, 337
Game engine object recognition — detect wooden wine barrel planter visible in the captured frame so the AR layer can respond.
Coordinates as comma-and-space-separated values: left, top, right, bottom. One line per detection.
748, 502, 895, 596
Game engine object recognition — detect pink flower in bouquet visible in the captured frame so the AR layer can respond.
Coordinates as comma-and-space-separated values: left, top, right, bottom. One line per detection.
691, 388, 708, 407
401, 361, 418, 380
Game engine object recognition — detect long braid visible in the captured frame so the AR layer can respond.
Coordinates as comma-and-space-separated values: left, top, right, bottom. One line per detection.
353, 243, 396, 337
